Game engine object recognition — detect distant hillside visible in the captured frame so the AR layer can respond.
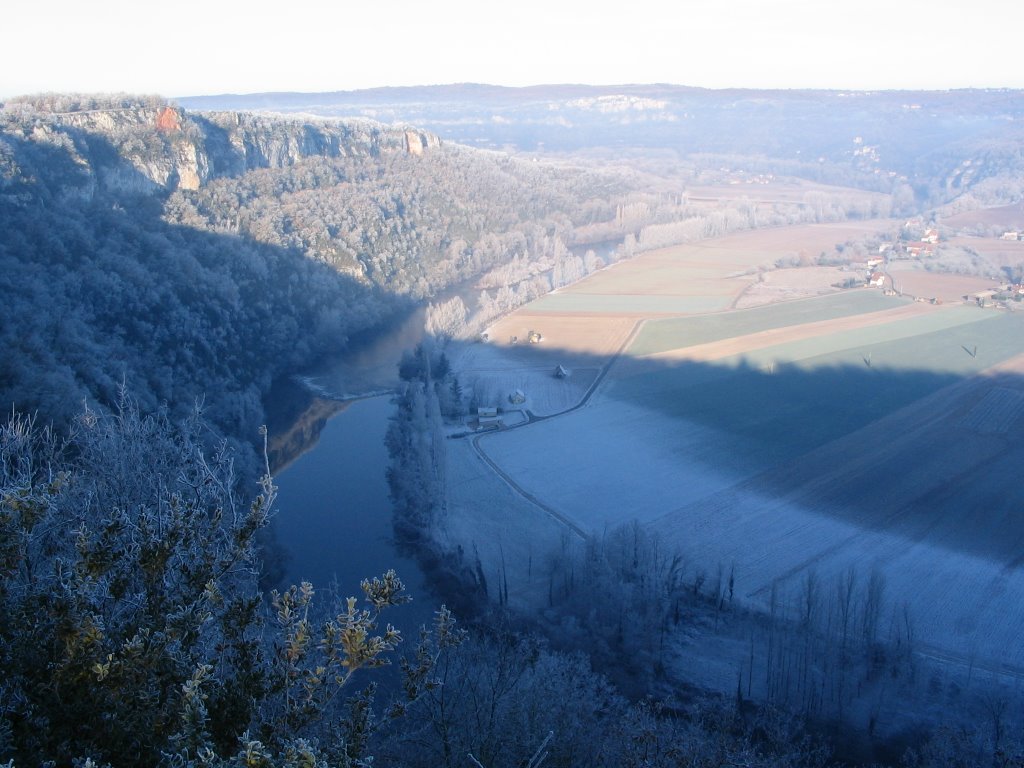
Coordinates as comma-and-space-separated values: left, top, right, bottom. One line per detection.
0, 95, 645, 445
179, 83, 1024, 206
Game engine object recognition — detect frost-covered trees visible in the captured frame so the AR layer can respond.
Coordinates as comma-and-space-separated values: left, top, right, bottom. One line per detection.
425, 296, 469, 340
387, 354, 448, 542
378, 630, 835, 768
0, 397, 454, 767
0, 102, 648, 446
379, 633, 623, 768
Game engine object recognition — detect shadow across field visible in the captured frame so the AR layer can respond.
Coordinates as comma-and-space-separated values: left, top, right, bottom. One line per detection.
467, 336, 1024, 565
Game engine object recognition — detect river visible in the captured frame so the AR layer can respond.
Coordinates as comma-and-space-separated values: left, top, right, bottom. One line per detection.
260, 247, 622, 633
262, 302, 438, 635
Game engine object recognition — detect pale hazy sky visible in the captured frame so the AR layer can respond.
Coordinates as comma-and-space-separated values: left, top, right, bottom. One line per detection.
3, 0, 1022, 97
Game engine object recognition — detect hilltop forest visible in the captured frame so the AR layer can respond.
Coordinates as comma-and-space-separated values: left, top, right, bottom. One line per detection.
0, 94, 644, 451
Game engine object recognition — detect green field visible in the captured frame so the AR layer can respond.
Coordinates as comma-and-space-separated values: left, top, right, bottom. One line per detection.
609, 311, 1024, 464
629, 291, 904, 355
528, 293, 732, 314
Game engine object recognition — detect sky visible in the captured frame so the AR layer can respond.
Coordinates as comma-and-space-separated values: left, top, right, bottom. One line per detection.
3, 0, 1023, 98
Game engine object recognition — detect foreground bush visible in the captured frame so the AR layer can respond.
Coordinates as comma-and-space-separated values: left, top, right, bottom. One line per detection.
0, 396, 454, 767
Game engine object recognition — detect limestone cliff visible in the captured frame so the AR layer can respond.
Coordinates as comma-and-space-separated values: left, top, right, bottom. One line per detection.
0, 98, 441, 201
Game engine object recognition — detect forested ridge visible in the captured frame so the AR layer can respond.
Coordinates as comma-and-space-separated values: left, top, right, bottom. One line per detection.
163, 144, 634, 298
0, 95, 643, 448
182, 84, 1024, 209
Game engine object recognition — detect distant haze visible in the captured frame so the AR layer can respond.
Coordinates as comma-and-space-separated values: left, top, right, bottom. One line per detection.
3, 0, 1023, 97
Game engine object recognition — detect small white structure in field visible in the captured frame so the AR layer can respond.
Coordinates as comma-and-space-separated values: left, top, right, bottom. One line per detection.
508, 389, 526, 405
553, 364, 570, 379
477, 406, 501, 428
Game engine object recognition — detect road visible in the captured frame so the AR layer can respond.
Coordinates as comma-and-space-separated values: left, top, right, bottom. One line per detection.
467, 318, 646, 539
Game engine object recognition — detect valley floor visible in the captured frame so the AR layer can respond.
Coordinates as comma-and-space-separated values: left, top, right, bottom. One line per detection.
440, 221, 1024, 730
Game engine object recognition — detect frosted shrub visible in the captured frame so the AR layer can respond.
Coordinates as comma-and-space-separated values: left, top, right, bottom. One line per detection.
0, 396, 455, 767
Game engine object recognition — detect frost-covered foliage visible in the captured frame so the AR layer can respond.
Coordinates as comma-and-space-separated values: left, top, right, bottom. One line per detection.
538, 522, 689, 695
0, 101, 639, 442
0, 397, 455, 767
5, 93, 168, 113
161, 142, 637, 301
424, 296, 469, 341
386, 379, 444, 541
377, 631, 833, 768
0, 123, 394, 438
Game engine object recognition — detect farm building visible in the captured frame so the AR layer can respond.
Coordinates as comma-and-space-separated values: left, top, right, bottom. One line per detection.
904, 243, 935, 258
969, 290, 997, 306
528, 331, 543, 343
508, 389, 527, 405
477, 406, 501, 428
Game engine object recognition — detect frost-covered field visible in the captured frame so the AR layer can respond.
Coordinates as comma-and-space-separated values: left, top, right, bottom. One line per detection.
530, 220, 895, 314
468, 308, 1024, 669
448, 312, 634, 416
444, 221, 1024, 673
448, 336, 599, 417
886, 262, 1003, 303
442, 437, 570, 607
734, 265, 861, 308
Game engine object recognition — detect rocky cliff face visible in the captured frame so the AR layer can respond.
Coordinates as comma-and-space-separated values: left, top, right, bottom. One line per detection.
0, 99, 441, 201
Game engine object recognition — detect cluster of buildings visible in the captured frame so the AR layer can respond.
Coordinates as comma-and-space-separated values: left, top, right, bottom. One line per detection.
849, 227, 944, 288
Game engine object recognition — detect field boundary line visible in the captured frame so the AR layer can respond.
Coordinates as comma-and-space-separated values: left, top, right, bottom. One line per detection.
469, 433, 589, 540
469, 318, 646, 540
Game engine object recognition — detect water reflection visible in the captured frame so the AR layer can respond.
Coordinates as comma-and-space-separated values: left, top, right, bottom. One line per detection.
268, 395, 435, 627
264, 376, 350, 474
261, 282, 479, 639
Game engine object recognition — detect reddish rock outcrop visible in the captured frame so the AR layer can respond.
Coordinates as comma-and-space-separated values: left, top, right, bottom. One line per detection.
155, 106, 181, 133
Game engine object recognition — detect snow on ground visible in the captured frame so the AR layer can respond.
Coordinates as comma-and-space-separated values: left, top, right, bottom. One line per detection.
473, 393, 1024, 670
466, 367, 598, 417
656, 478, 1024, 670
467, 349, 1024, 674
476, 400, 746, 527
448, 335, 602, 417
441, 220, 1024, 682
443, 437, 572, 609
